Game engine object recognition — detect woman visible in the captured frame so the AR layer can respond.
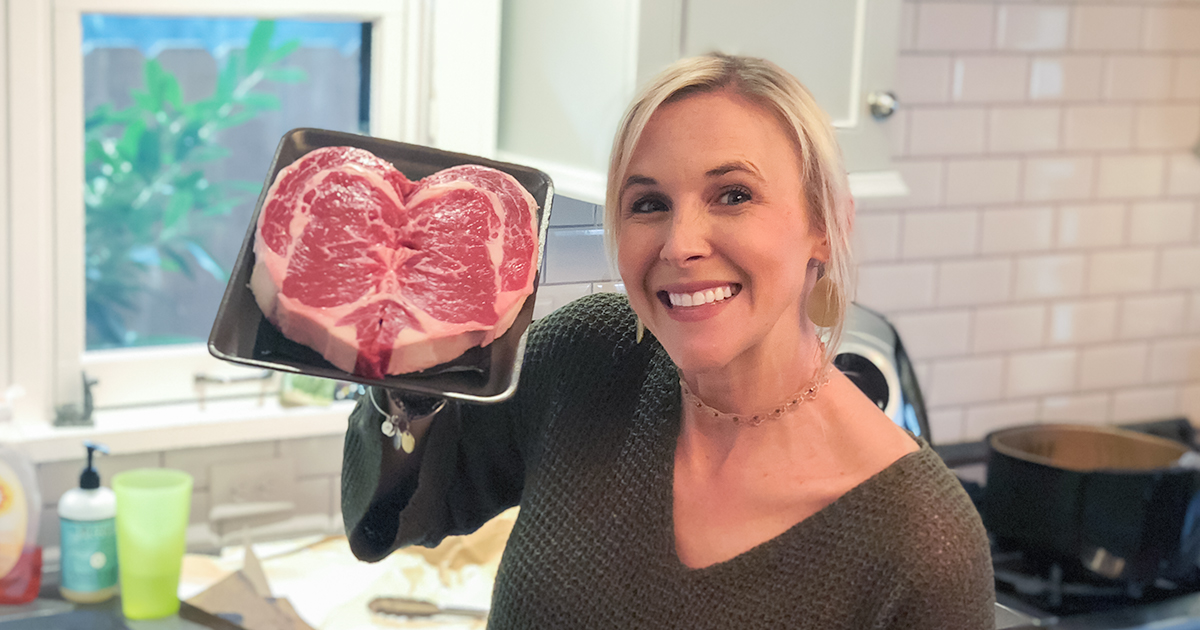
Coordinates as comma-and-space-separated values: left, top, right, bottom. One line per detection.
341, 53, 995, 628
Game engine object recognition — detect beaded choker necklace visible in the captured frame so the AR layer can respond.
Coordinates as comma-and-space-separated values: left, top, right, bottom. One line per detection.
679, 364, 831, 427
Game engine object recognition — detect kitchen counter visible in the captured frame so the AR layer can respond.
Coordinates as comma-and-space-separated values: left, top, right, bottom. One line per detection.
0, 509, 512, 629
180, 534, 498, 629
0, 579, 241, 629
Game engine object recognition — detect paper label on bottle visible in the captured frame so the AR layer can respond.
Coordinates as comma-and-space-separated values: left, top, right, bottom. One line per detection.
0, 460, 29, 578
60, 517, 117, 592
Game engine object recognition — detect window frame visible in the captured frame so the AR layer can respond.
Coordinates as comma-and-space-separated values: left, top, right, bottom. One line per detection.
6, 0, 501, 423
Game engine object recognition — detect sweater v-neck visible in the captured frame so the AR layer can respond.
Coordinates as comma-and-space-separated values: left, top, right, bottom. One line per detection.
642, 345, 930, 580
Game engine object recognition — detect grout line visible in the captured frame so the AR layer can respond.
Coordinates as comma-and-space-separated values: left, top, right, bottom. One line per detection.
904, 147, 1186, 162
910, 50, 1188, 60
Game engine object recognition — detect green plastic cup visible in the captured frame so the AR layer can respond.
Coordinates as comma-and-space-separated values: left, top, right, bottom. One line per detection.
112, 468, 193, 620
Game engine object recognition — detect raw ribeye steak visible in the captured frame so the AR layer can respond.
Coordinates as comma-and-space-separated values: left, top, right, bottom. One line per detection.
250, 146, 539, 379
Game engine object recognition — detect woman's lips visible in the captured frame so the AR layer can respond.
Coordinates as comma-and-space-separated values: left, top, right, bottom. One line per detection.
657, 283, 740, 309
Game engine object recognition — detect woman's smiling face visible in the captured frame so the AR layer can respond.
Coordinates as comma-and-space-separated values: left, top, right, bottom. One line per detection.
617, 89, 829, 375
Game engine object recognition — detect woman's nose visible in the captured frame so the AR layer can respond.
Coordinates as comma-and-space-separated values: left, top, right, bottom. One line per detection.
659, 207, 710, 264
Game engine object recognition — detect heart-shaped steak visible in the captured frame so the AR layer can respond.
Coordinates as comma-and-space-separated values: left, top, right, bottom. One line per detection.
250, 146, 539, 379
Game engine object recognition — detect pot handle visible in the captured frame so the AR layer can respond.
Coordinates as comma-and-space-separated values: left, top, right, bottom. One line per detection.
1172, 478, 1200, 578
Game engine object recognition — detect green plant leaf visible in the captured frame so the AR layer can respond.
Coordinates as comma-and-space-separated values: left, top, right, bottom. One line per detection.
116, 120, 146, 161
173, 120, 204, 160
160, 245, 193, 278
185, 241, 229, 282
84, 139, 111, 167
174, 170, 204, 190
215, 108, 260, 129
144, 59, 183, 110
163, 73, 184, 111
245, 20, 276, 72
132, 89, 157, 111
263, 67, 308, 83
215, 55, 239, 102
93, 106, 140, 127
162, 189, 194, 230
239, 92, 281, 111
85, 104, 113, 131
134, 128, 162, 179
159, 258, 182, 274
145, 59, 168, 107
264, 39, 301, 66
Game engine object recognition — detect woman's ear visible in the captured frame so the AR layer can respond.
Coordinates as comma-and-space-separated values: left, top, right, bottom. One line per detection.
813, 232, 832, 266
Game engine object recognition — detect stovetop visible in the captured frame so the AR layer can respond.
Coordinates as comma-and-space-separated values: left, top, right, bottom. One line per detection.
997, 588, 1200, 630
993, 546, 1200, 616
991, 542, 1200, 628
983, 506, 1200, 629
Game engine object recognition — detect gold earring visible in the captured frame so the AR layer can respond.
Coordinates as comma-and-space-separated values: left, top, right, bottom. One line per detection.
807, 274, 842, 328
636, 317, 646, 343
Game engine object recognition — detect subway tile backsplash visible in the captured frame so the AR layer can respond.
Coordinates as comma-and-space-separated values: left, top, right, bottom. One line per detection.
547, 194, 597, 227
917, 3, 997, 51
868, 0, 1200, 440
1071, 6, 1142, 52
543, 227, 611, 284
997, 5, 1071, 52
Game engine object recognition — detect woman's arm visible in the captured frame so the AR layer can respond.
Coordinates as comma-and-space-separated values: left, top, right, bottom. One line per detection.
342, 385, 528, 561
340, 292, 635, 562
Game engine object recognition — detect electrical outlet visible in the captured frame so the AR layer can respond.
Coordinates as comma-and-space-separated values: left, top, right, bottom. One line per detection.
210, 457, 297, 506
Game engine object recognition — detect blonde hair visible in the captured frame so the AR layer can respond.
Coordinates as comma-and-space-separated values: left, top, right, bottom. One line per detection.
603, 53, 855, 363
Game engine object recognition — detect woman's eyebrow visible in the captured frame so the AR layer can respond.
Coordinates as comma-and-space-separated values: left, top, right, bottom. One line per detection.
706, 161, 762, 179
621, 174, 657, 196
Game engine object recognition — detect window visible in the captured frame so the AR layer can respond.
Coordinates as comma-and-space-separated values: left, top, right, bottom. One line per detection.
84, 16, 369, 351
5, 0, 500, 423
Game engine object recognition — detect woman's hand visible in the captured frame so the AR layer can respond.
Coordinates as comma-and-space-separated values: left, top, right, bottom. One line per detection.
374, 388, 446, 453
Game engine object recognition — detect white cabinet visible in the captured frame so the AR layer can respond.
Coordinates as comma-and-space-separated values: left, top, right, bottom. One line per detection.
497, 0, 907, 204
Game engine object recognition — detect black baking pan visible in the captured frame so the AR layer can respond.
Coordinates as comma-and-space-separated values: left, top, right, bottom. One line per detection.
207, 128, 554, 403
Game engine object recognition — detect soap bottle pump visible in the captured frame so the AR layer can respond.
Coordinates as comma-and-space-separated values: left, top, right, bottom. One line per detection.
57, 442, 118, 603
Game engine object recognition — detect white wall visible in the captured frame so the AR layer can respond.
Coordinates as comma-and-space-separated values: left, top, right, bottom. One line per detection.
852, 0, 1200, 441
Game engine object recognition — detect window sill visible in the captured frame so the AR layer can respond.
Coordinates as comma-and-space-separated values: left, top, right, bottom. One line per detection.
0, 398, 356, 463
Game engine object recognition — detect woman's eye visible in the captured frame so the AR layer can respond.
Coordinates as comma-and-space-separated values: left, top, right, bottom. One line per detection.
718, 188, 752, 206
629, 196, 669, 214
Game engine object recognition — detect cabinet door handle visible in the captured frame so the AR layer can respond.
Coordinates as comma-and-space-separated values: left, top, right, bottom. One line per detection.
867, 91, 899, 120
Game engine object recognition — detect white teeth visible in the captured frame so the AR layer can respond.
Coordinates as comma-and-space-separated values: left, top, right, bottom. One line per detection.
667, 285, 735, 308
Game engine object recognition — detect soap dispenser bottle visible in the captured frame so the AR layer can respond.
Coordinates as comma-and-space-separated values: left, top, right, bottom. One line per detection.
57, 442, 117, 603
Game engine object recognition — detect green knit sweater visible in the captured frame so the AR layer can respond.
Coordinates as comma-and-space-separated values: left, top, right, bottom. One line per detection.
341, 292, 996, 629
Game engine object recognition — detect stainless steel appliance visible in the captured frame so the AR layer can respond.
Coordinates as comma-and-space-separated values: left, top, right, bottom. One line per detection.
836, 303, 930, 440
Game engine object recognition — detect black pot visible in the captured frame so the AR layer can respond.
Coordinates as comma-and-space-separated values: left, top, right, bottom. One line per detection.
984, 424, 1200, 588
